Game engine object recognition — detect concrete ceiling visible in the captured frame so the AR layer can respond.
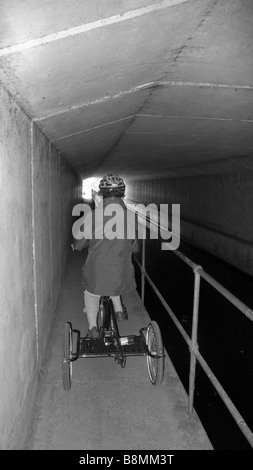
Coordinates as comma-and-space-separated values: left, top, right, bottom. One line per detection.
0, 0, 253, 182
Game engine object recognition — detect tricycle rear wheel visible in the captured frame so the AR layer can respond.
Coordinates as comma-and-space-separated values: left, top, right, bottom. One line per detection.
146, 321, 164, 386
62, 322, 73, 391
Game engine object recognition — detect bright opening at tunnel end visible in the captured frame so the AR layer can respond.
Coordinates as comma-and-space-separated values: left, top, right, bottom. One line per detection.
72, 200, 180, 251
82, 177, 101, 201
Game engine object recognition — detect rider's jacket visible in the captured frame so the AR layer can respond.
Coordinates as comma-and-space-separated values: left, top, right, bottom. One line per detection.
73, 196, 139, 296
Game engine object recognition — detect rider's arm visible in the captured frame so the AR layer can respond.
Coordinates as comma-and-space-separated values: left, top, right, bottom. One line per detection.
132, 237, 139, 253
72, 237, 89, 251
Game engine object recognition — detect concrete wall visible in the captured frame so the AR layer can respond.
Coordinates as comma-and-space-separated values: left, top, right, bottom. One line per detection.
0, 84, 80, 449
128, 174, 253, 277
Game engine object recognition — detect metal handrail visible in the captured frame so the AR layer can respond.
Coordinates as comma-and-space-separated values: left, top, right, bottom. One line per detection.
131, 205, 253, 448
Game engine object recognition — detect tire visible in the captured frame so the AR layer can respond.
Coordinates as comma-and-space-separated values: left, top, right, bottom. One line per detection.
62, 322, 73, 391
97, 297, 111, 330
146, 321, 164, 386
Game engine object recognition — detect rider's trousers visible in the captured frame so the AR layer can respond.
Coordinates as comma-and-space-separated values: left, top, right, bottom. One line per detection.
84, 289, 123, 327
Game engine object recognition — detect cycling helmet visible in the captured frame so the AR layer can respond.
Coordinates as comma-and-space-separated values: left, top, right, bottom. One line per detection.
99, 174, 125, 197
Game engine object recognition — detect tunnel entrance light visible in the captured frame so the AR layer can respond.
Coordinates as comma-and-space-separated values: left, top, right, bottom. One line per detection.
82, 177, 101, 201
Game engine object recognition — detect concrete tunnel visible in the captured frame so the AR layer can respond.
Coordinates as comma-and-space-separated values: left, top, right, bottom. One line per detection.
0, 0, 253, 450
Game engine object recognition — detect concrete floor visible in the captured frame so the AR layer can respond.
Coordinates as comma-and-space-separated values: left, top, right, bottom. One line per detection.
24, 253, 212, 450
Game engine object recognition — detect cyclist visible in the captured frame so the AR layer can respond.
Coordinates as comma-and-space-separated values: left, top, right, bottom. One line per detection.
72, 174, 139, 339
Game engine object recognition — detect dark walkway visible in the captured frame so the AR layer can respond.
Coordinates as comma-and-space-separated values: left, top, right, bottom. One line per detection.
24, 252, 212, 450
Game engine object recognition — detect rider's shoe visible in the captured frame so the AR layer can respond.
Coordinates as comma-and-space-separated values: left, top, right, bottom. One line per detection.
86, 326, 99, 339
115, 306, 128, 322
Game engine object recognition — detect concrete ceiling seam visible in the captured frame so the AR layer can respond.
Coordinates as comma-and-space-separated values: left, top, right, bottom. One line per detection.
129, 156, 251, 177
168, 0, 219, 65
33, 83, 154, 122
156, 81, 253, 91
38, 105, 253, 166
33, 80, 253, 123
125, 132, 249, 139
137, 114, 253, 123
53, 85, 156, 149
115, 141, 243, 149
91, 115, 138, 174
85, 79, 162, 174
54, 116, 135, 142
0, 0, 188, 57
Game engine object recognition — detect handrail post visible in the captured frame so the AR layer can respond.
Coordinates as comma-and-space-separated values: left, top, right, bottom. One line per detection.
188, 266, 202, 414
141, 237, 146, 309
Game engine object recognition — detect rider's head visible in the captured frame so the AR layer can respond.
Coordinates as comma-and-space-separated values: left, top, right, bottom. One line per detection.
98, 174, 126, 198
